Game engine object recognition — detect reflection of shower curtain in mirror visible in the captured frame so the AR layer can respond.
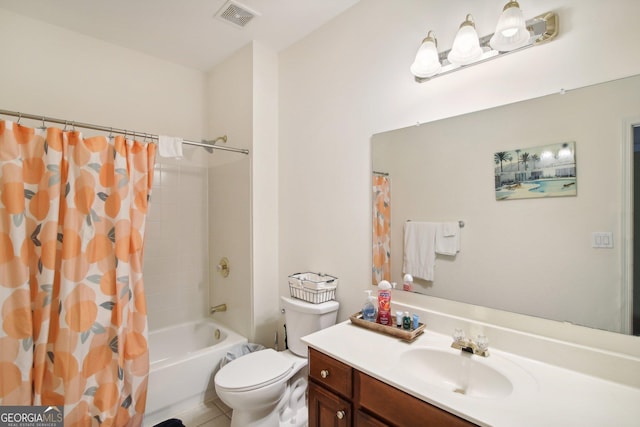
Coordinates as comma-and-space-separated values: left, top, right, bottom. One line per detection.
0, 120, 154, 425
372, 174, 390, 285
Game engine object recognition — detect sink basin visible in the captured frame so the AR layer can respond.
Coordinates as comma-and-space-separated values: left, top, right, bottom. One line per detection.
398, 348, 514, 399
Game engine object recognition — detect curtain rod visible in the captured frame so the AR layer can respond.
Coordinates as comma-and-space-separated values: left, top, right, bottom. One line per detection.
0, 109, 249, 155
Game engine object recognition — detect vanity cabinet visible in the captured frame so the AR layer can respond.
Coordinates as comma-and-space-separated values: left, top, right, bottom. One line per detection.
308, 347, 353, 426
308, 348, 478, 427
308, 381, 352, 426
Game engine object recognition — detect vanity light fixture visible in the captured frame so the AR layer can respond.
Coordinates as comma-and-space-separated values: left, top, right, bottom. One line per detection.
411, 2, 558, 82
447, 14, 483, 66
410, 31, 441, 78
490, 1, 530, 51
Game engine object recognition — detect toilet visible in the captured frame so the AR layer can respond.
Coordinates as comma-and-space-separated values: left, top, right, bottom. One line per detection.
214, 296, 339, 427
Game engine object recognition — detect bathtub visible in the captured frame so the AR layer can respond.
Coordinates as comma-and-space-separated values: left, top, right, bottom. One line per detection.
144, 319, 247, 426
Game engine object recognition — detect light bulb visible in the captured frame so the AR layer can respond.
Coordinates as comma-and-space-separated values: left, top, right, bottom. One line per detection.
410, 31, 442, 78
447, 14, 483, 66
490, 1, 530, 52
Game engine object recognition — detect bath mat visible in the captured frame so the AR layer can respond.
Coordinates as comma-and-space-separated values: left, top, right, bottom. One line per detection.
153, 419, 185, 427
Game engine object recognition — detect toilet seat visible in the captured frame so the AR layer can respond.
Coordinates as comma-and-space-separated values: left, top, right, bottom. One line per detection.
216, 349, 295, 392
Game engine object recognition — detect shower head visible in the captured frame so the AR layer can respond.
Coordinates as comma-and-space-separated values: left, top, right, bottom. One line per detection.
201, 135, 227, 153
210, 135, 227, 144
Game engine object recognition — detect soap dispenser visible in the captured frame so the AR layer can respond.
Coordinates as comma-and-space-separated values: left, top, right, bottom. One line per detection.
362, 290, 378, 322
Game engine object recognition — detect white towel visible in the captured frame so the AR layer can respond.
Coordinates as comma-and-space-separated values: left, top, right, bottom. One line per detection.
158, 135, 183, 159
435, 222, 460, 256
403, 221, 438, 281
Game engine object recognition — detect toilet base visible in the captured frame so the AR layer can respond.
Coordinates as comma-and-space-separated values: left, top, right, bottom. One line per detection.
230, 408, 279, 427
228, 370, 308, 427
279, 402, 308, 427
230, 402, 308, 427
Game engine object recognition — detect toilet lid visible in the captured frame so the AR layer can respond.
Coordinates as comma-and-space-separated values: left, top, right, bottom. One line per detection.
215, 349, 295, 392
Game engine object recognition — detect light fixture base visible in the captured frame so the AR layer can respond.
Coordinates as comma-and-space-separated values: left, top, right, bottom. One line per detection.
534, 12, 559, 45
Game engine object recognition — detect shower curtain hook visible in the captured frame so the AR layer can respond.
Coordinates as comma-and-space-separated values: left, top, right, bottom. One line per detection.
17, 113, 22, 124
38, 116, 47, 131
63, 121, 68, 131
108, 127, 114, 140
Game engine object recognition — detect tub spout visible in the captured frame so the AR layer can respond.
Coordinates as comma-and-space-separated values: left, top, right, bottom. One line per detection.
210, 303, 227, 314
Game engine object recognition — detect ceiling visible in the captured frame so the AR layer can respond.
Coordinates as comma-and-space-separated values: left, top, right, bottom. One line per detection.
0, 0, 359, 71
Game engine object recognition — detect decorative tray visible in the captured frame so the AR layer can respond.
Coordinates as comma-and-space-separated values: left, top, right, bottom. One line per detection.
349, 312, 426, 342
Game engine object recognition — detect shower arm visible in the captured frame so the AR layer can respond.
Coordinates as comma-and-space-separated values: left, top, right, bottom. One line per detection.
205, 135, 227, 145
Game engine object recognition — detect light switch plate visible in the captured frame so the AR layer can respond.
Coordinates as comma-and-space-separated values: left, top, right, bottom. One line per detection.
592, 232, 613, 248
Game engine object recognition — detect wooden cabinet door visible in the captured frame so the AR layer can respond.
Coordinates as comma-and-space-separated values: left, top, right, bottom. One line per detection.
355, 410, 389, 427
309, 381, 352, 427
356, 371, 477, 427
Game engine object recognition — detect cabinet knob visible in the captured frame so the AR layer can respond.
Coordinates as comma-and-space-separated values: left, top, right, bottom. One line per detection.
336, 410, 345, 420
320, 369, 330, 379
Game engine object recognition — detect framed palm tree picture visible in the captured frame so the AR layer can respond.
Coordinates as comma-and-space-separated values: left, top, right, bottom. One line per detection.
494, 141, 576, 200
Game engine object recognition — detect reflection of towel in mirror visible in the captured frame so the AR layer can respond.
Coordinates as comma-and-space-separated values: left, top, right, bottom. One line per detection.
435, 222, 460, 256
403, 222, 438, 281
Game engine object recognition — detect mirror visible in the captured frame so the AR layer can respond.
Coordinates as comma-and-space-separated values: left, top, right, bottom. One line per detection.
372, 74, 640, 335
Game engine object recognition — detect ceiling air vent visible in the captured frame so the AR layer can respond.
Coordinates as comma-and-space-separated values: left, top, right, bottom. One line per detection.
215, 0, 260, 29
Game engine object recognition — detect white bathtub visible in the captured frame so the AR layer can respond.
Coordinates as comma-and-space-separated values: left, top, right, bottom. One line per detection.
144, 319, 247, 426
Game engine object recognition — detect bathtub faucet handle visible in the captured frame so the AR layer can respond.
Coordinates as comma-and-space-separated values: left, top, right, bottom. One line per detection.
217, 257, 230, 277
210, 303, 227, 314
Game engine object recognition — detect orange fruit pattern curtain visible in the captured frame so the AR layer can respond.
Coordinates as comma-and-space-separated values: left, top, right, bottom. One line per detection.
0, 120, 155, 426
372, 174, 390, 285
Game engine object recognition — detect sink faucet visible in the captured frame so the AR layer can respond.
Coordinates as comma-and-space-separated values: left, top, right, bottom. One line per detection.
451, 329, 489, 357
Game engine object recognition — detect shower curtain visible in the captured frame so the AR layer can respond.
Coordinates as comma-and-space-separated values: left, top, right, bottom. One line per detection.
372, 174, 391, 285
0, 120, 155, 426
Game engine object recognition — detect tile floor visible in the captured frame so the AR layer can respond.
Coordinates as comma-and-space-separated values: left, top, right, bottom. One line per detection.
169, 397, 232, 427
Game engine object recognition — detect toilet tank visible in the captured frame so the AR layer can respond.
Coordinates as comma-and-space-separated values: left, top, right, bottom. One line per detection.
281, 296, 339, 357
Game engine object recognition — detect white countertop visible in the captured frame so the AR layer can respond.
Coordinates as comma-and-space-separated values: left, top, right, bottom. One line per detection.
302, 321, 640, 427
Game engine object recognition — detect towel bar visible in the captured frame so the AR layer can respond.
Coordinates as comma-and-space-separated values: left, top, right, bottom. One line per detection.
407, 219, 465, 228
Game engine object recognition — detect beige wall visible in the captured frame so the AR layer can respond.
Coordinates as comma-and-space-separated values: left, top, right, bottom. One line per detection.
0, 9, 205, 139
250, 42, 280, 347
278, 0, 640, 336
206, 45, 253, 339
205, 41, 279, 346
